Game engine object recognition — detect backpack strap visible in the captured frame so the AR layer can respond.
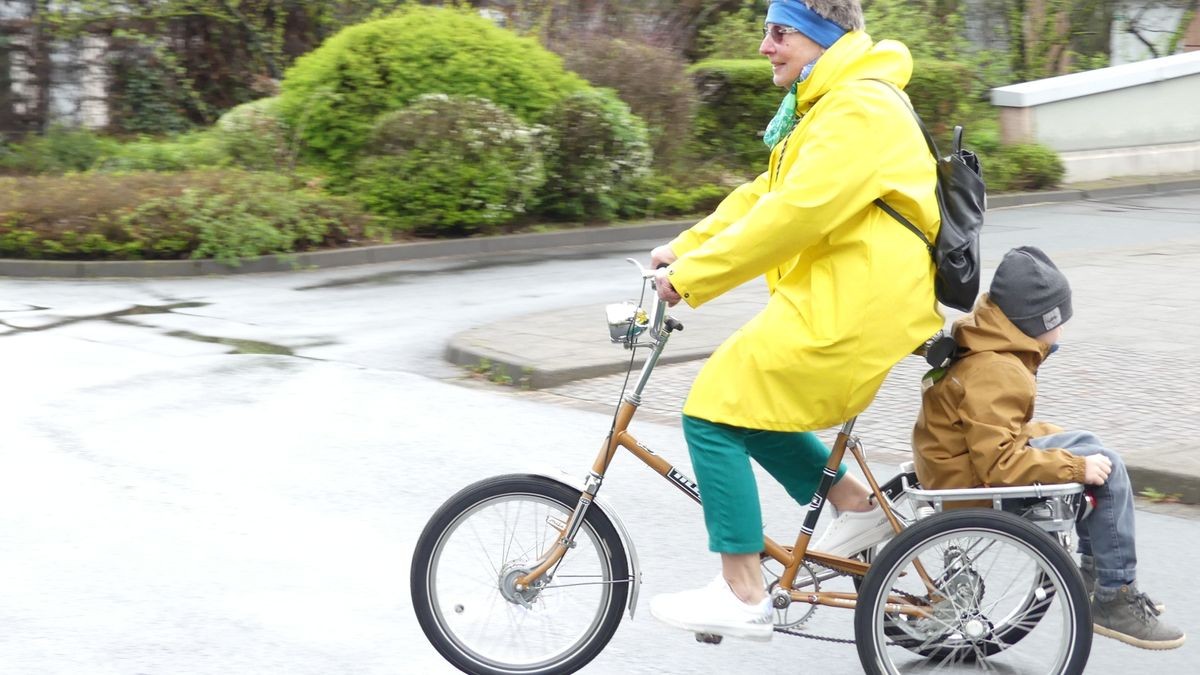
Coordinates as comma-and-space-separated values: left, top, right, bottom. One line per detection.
868, 78, 937, 256
871, 79, 941, 158
874, 197, 934, 254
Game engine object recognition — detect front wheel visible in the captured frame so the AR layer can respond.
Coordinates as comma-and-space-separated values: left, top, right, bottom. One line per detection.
854, 509, 1091, 675
411, 474, 629, 675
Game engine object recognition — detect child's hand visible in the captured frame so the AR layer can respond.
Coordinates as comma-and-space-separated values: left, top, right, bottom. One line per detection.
1084, 454, 1112, 486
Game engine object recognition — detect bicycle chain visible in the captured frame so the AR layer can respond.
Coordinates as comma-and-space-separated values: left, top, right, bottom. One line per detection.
773, 559, 927, 646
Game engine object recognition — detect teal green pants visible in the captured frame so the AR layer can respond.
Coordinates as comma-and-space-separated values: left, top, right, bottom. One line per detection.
682, 415, 847, 554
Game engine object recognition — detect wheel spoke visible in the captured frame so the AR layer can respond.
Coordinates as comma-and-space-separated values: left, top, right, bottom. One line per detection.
857, 510, 1088, 674
415, 481, 626, 673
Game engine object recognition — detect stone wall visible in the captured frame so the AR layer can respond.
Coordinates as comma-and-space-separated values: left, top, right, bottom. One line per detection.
0, 1, 110, 135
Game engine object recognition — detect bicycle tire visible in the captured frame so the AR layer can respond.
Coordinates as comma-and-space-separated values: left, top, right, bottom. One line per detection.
411, 474, 629, 675
854, 509, 1090, 675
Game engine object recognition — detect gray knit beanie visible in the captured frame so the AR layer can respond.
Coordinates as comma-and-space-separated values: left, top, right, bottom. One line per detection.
989, 246, 1073, 337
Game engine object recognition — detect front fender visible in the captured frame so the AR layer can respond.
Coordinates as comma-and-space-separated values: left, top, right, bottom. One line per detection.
528, 467, 642, 619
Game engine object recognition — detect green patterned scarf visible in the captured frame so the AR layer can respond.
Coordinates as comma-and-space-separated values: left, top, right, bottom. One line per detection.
763, 82, 799, 149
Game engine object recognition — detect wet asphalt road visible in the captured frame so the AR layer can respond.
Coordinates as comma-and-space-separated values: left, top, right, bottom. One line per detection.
1, 192, 1198, 674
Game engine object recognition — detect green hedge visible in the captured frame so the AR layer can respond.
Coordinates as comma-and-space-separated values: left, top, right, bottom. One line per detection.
688, 59, 777, 170
212, 96, 295, 171
906, 59, 974, 141
536, 88, 653, 222
278, 5, 586, 169
0, 171, 379, 264
352, 94, 545, 236
688, 57, 974, 170
985, 143, 1065, 192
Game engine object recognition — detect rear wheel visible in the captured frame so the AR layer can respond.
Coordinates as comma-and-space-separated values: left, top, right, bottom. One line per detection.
854, 509, 1090, 674
411, 474, 629, 675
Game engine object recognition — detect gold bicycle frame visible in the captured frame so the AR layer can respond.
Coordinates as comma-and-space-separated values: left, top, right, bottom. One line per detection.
515, 290, 935, 618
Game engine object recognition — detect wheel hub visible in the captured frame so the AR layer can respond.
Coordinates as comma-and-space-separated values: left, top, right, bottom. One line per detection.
963, 617, 987, 639
499, 562, 545, 607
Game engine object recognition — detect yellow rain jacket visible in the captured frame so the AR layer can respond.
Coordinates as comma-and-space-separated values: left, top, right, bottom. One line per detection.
666, 32, 942, 432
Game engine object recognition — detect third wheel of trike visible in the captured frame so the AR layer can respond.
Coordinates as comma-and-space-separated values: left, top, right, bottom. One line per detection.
854, 508, 1091, 674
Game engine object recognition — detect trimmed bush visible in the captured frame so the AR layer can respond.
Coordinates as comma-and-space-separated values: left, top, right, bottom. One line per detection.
0, 171, 378, 263
0, 126, 120, 174
648, 183, 729, 217
278, 5, 586, 168
552, 36, 697, 169
351, 94, 545, 236
695, 6, 763, 60
94, 131, 228, 172
688, 59, 777, 170
212, 96, 295, 171
906, 58, 974, 140
986, 143, 1065, 192
536, 88, 653, 223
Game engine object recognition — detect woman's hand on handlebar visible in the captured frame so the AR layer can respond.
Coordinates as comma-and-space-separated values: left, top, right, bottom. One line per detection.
650, 245, 677, 269
654, 268, 682, 306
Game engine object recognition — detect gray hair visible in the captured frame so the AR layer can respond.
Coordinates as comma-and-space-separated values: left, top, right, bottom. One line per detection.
796, 0, 865, 32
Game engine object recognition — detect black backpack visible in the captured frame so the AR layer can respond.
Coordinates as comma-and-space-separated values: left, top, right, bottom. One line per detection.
873, 83, 985, 313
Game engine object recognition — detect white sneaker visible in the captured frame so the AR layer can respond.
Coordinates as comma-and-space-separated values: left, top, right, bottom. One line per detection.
649, 575, 773, 641
810, 505, 895, 557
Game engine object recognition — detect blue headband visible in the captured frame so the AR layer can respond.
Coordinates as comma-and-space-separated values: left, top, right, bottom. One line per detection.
766, 1, 847, 49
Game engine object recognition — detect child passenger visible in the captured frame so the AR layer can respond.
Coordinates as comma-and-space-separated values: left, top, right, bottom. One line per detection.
912, 246, 1184, 650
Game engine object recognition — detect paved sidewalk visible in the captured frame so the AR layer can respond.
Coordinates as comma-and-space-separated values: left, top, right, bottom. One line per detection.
447, 190, 1200, 504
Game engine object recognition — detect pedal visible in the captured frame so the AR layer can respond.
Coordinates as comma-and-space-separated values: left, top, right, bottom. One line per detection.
694, 632, 724, 644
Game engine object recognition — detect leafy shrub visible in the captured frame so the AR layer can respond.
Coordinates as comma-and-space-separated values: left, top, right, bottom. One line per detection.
648, 183, 729, 217
0, 171, 379, 262
212, 96, 295, 170
108, 41, 201, 134
0, 126, 120, 175
688, 59, 777, 170
278, 5, 586, 168
962, 117, 1002, 156
864, 0, 969, 62
695, 6, 763, 60
536, 88, 653, 222
985, 143, 1065, 192
131, 184, 363, 265
351, 94, 545, 236
906, 59, 974, 140
552, 36, 697, 169
94, 131, 228, 172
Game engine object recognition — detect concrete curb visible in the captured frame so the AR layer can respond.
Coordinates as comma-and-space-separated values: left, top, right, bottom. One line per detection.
0, 220, 694, 279
443, 339, 716, 390
3, 177, 1198, 279
1126, 466, 1200, 505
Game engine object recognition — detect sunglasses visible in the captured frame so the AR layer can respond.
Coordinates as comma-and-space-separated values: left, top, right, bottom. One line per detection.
762, 23, 803, 43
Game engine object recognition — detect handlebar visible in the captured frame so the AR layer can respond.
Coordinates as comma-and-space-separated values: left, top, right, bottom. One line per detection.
625, 258, 684, 335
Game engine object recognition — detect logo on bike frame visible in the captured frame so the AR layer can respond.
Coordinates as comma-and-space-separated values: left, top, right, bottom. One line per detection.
667, 468, 701, 502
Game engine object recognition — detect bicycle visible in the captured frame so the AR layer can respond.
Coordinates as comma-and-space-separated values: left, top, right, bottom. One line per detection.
411, 259, 1094, 674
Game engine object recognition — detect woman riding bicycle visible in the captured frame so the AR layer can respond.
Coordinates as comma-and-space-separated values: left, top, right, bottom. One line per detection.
648, 0, 942, 641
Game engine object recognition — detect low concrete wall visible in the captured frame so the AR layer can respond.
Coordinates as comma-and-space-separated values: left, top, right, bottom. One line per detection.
992, 51, 1200, 183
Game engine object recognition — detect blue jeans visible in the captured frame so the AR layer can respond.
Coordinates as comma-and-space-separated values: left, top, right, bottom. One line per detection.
1030, 431, 1136, 588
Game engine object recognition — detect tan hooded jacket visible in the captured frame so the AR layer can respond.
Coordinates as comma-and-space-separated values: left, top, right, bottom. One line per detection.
912, 295, 1086, 489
